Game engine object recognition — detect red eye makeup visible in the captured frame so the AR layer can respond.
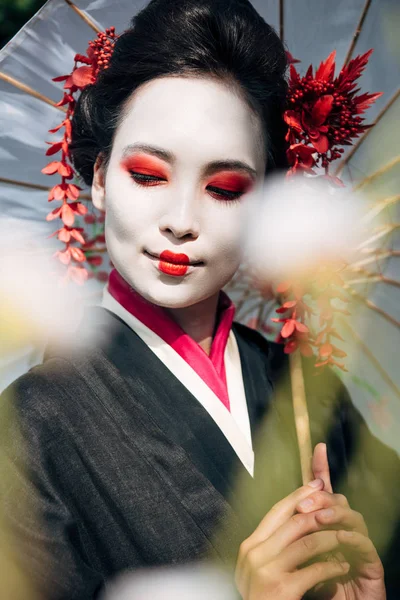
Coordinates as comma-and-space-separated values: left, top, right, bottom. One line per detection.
121, 154, 169, 180
207, 171, 254, 194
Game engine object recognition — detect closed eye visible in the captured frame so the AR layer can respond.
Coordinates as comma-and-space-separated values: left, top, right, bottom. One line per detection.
206, 185, 244, 202
129, 172, 244, 202
129, 172, 167, 186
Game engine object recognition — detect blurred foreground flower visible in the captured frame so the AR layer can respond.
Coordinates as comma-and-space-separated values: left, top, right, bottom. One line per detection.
245, 174, 364, 371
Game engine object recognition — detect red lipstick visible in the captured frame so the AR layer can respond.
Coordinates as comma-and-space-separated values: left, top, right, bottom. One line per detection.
159, 250, 190, 277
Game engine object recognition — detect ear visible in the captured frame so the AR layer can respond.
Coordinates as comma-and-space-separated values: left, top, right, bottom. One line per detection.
91, 154, 106, 212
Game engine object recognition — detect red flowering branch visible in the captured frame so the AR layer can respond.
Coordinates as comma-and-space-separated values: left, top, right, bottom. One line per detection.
42, 27, 117, 284
270, 49, 382, 372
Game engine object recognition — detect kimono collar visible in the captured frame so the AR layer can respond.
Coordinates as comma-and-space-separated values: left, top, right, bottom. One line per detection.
107, 269, 236, 410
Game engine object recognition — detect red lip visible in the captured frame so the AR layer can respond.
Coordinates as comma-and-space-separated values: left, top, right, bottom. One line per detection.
159, 250, 190, 265
159, 250, 189, 277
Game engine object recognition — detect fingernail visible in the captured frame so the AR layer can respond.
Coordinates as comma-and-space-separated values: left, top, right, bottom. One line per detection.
298, 497, 314, 510
319, 508, 334, 519
308, 478, 323, 488
341, 562, 350, 571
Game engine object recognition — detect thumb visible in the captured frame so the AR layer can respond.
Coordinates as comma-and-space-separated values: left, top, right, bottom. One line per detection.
312, 442, 333, 493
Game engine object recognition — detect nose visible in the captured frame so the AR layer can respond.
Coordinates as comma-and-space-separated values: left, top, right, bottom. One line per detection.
158, 189, 200, 241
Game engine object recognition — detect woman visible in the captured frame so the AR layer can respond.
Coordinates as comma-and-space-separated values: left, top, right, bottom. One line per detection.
1, 0, 399, 598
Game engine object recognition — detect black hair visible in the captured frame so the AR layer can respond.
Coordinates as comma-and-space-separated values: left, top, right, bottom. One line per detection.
70, 0, 288, 186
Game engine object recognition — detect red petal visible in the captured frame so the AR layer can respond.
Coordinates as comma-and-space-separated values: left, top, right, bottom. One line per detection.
276, 281, 292, 294
294, 321, 309, 333
311, 134, 329, 153
46, 206, 62, 221
71, 66, 95, 88
331, 345, 347, 358
315, 360, 329, 368
70, 229, 86, 245
70, 246, 86, 262
52, 74, 69, 82
63, 75, 75, 89
61, 203, 75, 227
66, 184, 81, 200
58, 228, 71, 243
56, 249, 71, 265
64, 119, 72, 139
281, 320, 296, 338
286, 51, 301, 65
48, 121, 66, 134
311, 95, 333, 126
42, 161, 60, 175
74, 54, 93, 65
353, 91, 383, 114
68, 266, 89, 285
74, 202, 88, 216
45, 141, 63, 156
315, 50, 336, 81
284, 110, 303, 131
58, 162, 73, 178
284, 339, 298, 354
319, 343, 333, 358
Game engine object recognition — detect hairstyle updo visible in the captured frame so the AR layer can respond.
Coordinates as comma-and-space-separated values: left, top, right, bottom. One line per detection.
70, 0, 289, 186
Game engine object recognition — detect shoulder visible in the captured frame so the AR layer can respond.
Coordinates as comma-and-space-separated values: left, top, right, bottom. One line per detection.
0, 357, 86, 446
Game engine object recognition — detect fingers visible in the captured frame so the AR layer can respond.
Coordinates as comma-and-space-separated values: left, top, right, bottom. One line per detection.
296, 490, 348, 513
236, 480, 324, 590
241, 479, 324, 550
315, 505, 368, 537
295, 490, 368, 537
276, 530, 341, 571
337, 530, 384, 572
291, 559, 350, 594
312, 443, 333, 493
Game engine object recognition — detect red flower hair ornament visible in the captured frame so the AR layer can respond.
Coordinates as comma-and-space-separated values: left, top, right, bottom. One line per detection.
43, 31, 381, 371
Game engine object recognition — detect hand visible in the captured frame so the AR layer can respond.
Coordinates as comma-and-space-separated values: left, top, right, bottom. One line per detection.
296, 443, 386, 600
235, 478, 351, 599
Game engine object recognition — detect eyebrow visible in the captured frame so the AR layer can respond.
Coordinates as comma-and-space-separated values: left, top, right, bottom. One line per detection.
121, 143, 258, 178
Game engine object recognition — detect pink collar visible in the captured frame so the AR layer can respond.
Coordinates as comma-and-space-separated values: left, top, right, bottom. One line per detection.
107, 269, 235, 410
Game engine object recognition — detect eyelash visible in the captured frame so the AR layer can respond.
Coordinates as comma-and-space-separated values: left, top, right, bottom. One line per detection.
129, 172, 244, 203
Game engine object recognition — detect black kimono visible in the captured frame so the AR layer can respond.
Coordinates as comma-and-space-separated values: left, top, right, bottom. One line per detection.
1, 306, 399, 599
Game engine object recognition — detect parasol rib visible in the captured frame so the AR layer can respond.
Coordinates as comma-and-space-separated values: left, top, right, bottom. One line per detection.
0, 72, 66, 112
0, 176, 90, 200
63, 0, 102, 34
289, 351, 313, 485
345, 285, 400, 329
349, 249, 400, 270
362, 195, 400, 223
335, 88, 400, 176
357, 224, 400, 249
279, 0, 284, 41
346, 275, 400, 288
353, 155, 400, 191
338, 318, 400, 401
343, 0, 373, 66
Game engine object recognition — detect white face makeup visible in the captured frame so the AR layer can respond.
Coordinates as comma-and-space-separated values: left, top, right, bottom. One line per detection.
92, 76, 266, 308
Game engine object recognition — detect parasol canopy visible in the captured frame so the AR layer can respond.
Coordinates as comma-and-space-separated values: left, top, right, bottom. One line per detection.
0, 0, 399, 452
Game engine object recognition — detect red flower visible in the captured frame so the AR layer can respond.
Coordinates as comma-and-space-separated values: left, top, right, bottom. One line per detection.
285, 49, 382, 176
286, 143, 316, 175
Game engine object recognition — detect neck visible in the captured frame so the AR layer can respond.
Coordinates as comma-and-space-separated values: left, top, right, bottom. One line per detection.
165, 293, 220, 355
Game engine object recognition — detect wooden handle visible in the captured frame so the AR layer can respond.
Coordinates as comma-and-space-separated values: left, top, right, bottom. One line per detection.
289, 351, 313, 484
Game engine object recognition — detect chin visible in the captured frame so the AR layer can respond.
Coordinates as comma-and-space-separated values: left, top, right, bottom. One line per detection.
131, 277, 216, 309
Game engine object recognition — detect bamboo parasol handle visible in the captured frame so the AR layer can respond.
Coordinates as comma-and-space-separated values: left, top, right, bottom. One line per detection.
289, 351, 313, 484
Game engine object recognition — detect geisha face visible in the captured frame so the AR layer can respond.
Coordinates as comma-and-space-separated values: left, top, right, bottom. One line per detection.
92, 76, 266, 308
